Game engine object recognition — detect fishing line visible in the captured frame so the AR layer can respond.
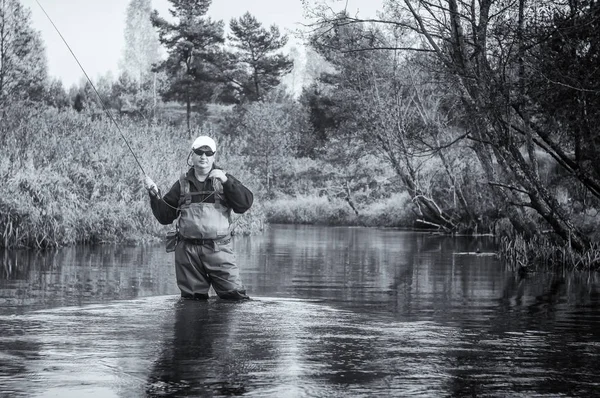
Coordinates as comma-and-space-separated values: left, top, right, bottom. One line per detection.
37, 0, 246, 229
35, 0, 148, 177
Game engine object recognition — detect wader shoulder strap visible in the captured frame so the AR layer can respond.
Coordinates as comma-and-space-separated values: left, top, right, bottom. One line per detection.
180, 173, 225, 205
178, 173, 190, 205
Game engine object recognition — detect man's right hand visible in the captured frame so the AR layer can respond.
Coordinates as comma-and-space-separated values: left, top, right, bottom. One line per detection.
144, 176, 159, 197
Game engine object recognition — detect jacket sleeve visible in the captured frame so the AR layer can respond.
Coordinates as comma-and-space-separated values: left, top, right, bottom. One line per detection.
222, 174, 253, 214
149, 180, 180, 225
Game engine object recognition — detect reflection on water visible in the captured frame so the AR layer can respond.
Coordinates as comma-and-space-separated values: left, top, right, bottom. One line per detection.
1, 225, 599, 397
0, 244, 178, 313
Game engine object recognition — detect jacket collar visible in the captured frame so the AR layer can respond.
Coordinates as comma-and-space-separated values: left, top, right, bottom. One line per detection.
185, 167, 213, 191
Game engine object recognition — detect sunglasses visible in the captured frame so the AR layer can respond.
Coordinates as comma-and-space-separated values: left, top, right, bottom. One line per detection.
193, 148, 215, 157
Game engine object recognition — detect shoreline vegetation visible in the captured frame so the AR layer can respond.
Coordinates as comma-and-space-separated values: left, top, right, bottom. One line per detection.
1, 107, 599, 271
1, 0, 599, 272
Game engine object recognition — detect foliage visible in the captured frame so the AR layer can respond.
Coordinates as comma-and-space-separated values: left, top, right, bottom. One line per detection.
70, 80, 104, 115
121, 0, 161, 85
264, 191, 417, 227
306, 19, 493, 232
44, 79, 71, 109
0, 106, 263, 248
223, 12, 294, 102
119, 0, 163, 118
305, 0, 600, 253
357, 192, 416, 227
499, 234, 600, 271
395, 0, 599, 250
227, 97, 305, 196
111, 71, 168, 119
1, 0, 598, 275
525, 0, 600, 191
0, 0, 47, 107
151, 0, 224, 130
264, 194, 355, 225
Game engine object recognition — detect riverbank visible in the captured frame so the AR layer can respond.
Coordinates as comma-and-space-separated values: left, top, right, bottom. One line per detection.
2, 108, 598, 271
0, 108, 264, 248
263, 193, 417, 228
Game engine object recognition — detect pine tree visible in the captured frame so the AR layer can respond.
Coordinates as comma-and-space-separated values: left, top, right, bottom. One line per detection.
151, 0, 224, 131
225, 12, 293, 102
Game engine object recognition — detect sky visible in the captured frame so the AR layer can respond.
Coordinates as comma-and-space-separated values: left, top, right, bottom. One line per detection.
20, 0, 385, 89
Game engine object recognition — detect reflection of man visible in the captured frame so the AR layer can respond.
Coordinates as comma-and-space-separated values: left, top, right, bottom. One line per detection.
143, 136, 253, 301
145, 300, 246, 396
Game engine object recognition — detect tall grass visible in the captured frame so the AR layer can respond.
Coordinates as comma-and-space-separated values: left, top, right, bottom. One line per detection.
499, 234, 600, 271
265, 195, 354, 225
0, 107, 264, 248
264, 192, 417, 227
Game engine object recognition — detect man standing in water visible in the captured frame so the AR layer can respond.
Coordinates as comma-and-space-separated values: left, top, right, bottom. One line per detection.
144, 135, 253, 300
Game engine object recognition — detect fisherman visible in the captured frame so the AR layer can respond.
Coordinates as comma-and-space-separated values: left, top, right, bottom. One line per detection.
143, 135, 253, 300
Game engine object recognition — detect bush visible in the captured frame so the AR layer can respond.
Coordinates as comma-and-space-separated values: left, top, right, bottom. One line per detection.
358, 192, 416, 227
265, 195, 355, 225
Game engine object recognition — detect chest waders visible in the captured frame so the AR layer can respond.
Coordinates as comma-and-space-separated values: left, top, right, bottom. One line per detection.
178, 174, 232, 240
173, 173, 249, 300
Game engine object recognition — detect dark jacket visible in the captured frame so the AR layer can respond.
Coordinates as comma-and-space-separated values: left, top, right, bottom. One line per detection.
149, 167, 253, 225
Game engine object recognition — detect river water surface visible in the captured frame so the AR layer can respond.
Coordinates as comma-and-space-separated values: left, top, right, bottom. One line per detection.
1, 225, 599, 397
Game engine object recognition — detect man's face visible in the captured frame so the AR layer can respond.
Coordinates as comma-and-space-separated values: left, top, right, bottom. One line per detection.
192, 145, 215, 173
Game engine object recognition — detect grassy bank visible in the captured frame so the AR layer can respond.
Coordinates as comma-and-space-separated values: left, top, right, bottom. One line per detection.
264, 192, 417, 227
0, 108, 263, 248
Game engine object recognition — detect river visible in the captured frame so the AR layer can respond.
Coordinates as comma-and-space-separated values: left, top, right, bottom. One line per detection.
1, 224, 599, 397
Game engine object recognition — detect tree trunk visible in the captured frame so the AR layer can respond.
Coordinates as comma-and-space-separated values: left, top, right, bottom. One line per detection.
382, 138, 457, 231
152, 72, 157, 121
344, 180, 359, 216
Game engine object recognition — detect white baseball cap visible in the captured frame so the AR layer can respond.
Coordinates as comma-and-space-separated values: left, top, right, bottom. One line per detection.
191, 136, 216, 152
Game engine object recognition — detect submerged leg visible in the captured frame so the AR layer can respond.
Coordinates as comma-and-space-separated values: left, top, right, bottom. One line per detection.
174, 241, 211, 299
201, 241, 249, 300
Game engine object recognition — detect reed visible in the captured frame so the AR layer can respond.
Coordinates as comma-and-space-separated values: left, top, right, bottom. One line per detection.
499, 234, 600, 271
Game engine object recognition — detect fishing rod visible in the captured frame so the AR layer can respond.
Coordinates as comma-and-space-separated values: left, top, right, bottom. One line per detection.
35, 0, 148, 178
36, 1, 247, 224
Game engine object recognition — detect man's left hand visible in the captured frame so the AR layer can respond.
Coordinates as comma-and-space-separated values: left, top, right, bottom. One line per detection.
209, 169, 228, 183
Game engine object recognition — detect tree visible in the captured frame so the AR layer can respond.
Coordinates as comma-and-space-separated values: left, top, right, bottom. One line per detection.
121, 0, 161, 117
307, 18, 482, 231
234, 96, 305, 196
526, 0, 600, 200
121, 0, 161, 85
399, 0, 598, 249
151, 0, 224, 132
111, 71, 143, 115
0, 0, 47, 107
71, 79, 101, 116
224, 12, 293, 102
44, 78, 70, 109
